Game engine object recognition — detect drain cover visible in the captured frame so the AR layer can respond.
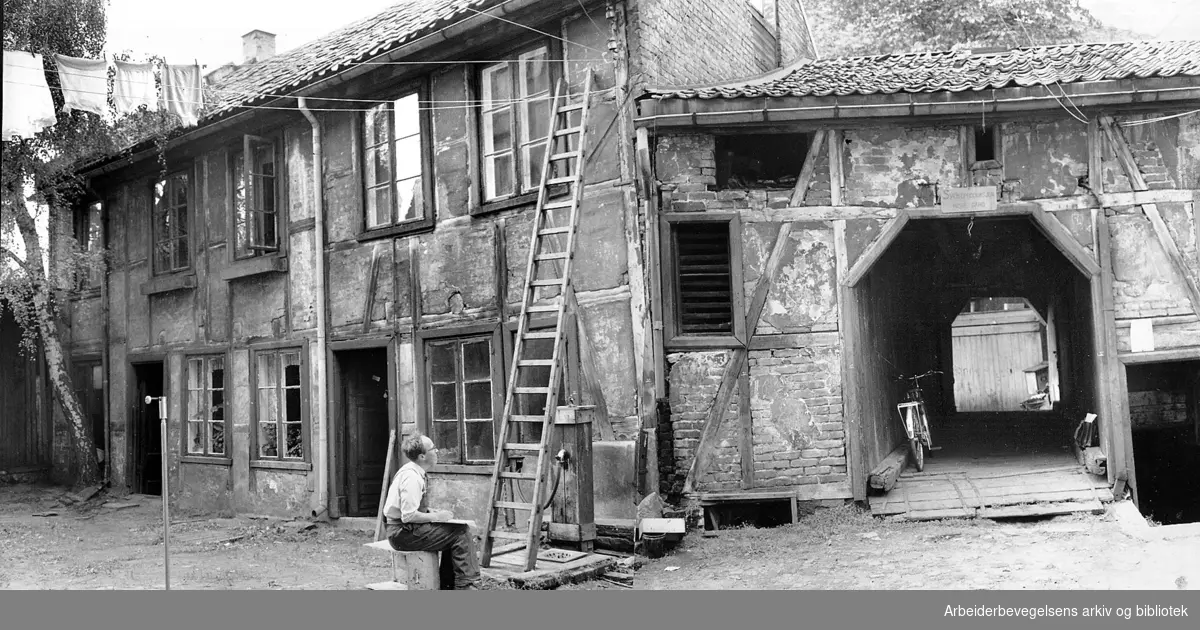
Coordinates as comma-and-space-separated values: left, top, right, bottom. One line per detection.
536, 548, 589, 563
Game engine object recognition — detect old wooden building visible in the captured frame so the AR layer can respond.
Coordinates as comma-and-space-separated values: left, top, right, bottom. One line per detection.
64, 0, 817, 526
637, 40, 1200, 524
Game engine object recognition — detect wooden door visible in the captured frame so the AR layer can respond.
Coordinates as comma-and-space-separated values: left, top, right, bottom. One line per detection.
345, 357, 390, 517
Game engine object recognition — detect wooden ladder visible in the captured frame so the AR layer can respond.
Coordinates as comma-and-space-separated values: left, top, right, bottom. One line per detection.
480, 72, 594, 571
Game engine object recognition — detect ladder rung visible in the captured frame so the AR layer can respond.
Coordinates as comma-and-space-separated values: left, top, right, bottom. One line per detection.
542, 200, 574, 210
517, 359, 555, 367
525, 303, 560, 313
523, 330, 557, 340
530, 278, 564, 287
498, 471, 538, 480
535, 252, 569, 261
554, 126, 583, 137
505, 442, 543, 451
558, 103, 584, 113
538, 226, 571, 235
549, 151, 580, 161
546, 176, 577, 186
513, 386, 551, 394
508, 415, 547, 423
494, 501, 536, 511
488, 531, 528, 540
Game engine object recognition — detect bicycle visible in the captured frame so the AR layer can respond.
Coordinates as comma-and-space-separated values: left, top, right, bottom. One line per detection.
895, 370, 942, 472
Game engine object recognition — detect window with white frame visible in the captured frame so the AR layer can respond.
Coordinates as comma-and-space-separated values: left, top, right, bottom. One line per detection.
363, 89, 432, 231
152, 173, 189, 274
254, 348, 304, 460
479, 44, 554, 202
73, 200, 104, 289
232, 136, 279, 259
185, 355, 226, 456
426, 336, 497, 464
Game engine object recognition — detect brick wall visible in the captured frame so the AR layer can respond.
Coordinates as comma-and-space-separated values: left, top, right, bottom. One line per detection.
655, 133, 808, 212
663, 351, 742, 499
629, 0, 781, 86
778, 0, 817, 64
843, 126, 963, 207
1129, 389, 1190, 429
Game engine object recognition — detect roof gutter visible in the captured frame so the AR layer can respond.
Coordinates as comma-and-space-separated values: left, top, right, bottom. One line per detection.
80, 0, 550, 179
635, 78, 1200, 128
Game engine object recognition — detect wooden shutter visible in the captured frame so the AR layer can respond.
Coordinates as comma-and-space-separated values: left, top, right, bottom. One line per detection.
674, 222, 734, 334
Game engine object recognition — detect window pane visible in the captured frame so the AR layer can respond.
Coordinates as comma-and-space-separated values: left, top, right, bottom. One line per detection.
210, 360, 224, 389
464, 381, 491, 419
258, 386, 277, 427
396, 176, 422, 223
524, 143, 546, 191
257, 353, 277, 387
211, 421, 225, 455
283, 354, 300, 387
465, 421, 495, 462
394, 135, 421, 180
259, 422, 278, 457
175, 237, 190, 270
488, 154, 514, 199
154, 243, 171, 274
483, 64, 511, 105
488, 109, 512, 152
188, 389, 203, 422
211, 390, 224, 422
173, 174, 188, 208
188, 420, 204, 454
393, 93, 419, 139
433, 420, 460, 463
372, 141, 392, 186
368, 186, 391, 229
523, 98, 550, 145
462, 340, 490, 381
432, 383, 457, 420
429, 343, 455, 381
285, 387, 301, 424
187, 359, 202, 390
285, 423, 303, 458
365, 103, 389, 146
520, 48, 549, 96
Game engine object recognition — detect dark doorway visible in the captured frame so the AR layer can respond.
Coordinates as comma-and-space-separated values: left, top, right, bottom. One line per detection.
131, 362, 164, 495
1128, 360, 1200, 525
72, 361, 105, 476
338, 349, 391, 517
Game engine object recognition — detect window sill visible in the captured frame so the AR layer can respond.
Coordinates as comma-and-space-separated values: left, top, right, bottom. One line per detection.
971, 159, 1003, 171
140, 272, 197, 296
220, 255, 288, 281
250, 459, 312, 472
180, 455, 233, 467
357, 218, 434, 242
665, 335, 746, 351
472, 186, 566, 216
429, 464, 494, 476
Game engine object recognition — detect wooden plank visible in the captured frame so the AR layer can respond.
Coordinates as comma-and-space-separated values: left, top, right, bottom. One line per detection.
979, 500, 1105, 519
788, 129, 828, 206
372, 429, 398, 543
1099, 114, 1200, 318
828, 129, 844, 206
361, 243, 383, 333
834, 219, 867, 502
408, 239, 422, 331
495, 218, 508, 321
738, 368, 753, 490
1088, 118, 1104, 196
843, 210, 910, 287
1028, 206, 1102, 277
683, 220, 797, 494
868, 443, 909, 493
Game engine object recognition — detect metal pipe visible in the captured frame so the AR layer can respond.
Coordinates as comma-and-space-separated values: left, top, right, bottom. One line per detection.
297, 97, 329, 518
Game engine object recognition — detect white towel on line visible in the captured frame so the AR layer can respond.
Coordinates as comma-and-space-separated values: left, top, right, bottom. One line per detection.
2, 50, 58, 140
55, 54, 109, 116
113, 60, 157, 115
161, 61, 203, 127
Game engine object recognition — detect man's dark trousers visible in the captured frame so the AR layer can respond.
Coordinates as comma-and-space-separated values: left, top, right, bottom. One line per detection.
386, 522, 480, 590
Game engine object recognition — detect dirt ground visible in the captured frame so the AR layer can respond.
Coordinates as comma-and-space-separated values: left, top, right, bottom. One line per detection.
2, 482, 1196, 590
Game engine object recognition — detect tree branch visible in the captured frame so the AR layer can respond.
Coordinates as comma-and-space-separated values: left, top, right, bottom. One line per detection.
1, 246, 29, 272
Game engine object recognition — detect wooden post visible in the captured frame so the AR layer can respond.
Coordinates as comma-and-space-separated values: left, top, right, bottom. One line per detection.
788, 130, 828, 207
738, 369, 753, 490
361, 243, 383, 333
547, 406, 596, 552
1047, 302, 1060, 403
835, 220, 867, 501
828, 130, 844, 206
373, 429, 398, 542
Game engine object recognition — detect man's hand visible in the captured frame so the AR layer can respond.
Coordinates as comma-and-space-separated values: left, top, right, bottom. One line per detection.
428, 510, 455, 522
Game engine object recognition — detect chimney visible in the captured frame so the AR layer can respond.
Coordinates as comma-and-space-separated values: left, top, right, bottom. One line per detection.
242, 30, 276, 64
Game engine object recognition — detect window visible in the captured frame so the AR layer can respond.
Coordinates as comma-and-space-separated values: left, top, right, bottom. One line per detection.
715, 133, 810, 189
232, 135, 279, 259
152, 173, 189, 274
253, 348, 305, 460
973, 125, 998, 162
363, 89, 433, 233
479, 44, 555, 202
185, 355, 226, 456
73, 200, 104, 289
661, 214, 746, 347
426, 336, 498, 464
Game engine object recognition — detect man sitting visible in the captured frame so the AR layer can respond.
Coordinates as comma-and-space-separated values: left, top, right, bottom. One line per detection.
383, 432, 481, 590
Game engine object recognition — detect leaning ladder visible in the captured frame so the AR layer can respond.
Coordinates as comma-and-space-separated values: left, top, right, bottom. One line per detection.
480, 72, 594, 571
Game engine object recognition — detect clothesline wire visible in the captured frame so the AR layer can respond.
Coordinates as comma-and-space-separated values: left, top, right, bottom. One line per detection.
460, 5, 607, 55
4, 78, 615, 113
1117, 108, 1200, 126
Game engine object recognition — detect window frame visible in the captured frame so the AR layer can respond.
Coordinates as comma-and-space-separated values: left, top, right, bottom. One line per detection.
182, 353, 230, 460
472, 38, 564, 215
660, 212, 747, 350
150, 169, 192, 276
72, 199, 105, 292
966, 123, 1003, 169
249, 343, 312, 469
415, 324, 505, 469
227, 132, 287, 265
358, 78, 436, 240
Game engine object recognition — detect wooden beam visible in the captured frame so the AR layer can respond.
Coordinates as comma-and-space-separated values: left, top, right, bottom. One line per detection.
494, 218, 508, 321
1100, 114, 1200, 318
738, 369, 753, 490
834, 220, 867, 501
867, 443, 910, 493
1088, 117, 1104, 196
828, 130, 844, 206
408, 239, 422, 332
1028, 206, 1101, 277
361, 243, 384, 333
373, 429, 398, 542
788, 130, 828, 206
1118, 347, 1200, 364
843, 210, 910, 287
682, 222, 797, 494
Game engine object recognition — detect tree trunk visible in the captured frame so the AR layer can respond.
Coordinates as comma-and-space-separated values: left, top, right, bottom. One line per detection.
12, 204, 101, 488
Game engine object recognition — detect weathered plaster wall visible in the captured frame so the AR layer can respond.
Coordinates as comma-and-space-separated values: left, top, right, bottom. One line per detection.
1002, 119, 1089, 199
664, 351, 742, 496
843, 126, 963, 207
743, 224, 837, 334
177, 463, 234, 515
1108, 208, 1197, 321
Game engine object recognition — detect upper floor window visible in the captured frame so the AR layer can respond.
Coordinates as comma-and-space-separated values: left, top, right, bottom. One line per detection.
232, 135, 279, 259
152, 173, 189, 275
362, 88, 433, 233
73, 200, 104, 289
479, 44, 555, 203
660, 213, 747, 348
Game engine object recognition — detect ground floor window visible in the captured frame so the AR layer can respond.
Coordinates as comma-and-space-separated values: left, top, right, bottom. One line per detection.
425, 335, 499, 464
253, 348, 305, 460
185, 355, 226, 456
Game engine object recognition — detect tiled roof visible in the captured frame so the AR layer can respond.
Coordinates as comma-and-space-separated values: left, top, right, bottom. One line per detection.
203, 0, 501, 120
645, 40, 1200, 100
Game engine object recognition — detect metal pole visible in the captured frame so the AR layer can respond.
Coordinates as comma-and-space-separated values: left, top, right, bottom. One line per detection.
161, 411, 170, 591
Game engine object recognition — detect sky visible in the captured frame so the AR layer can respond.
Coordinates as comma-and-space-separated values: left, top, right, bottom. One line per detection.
102, 0, 1200, 71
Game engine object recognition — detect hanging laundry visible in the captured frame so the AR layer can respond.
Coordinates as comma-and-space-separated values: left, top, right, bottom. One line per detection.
54, 54, 108, 116
161, 62, 203, 127
2, 50, 57, 140
113, 60, 157, 115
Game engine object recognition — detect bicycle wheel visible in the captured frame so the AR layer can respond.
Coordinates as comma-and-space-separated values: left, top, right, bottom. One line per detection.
909, 437, 925, 472
919, 406, 933, 459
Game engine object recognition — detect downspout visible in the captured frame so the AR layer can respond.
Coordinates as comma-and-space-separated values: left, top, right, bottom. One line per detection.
297, 98, 330, 519
101, 198, 111, 487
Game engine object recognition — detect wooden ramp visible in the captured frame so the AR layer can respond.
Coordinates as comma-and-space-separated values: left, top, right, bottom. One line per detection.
869, 450, 1113, 521
480, 544, 617, 590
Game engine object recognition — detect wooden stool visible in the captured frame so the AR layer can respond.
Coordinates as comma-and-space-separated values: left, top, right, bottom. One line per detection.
364, 540, 440, 590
